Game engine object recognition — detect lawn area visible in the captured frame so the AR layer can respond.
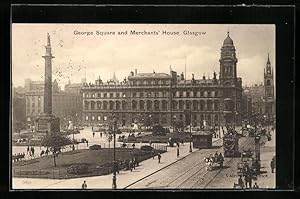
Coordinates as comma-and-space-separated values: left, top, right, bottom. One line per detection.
125, 132, 192, 143
12, 148, 164, 179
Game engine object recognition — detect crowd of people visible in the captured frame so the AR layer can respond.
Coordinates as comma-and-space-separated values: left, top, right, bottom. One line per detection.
235, 175, 260, 189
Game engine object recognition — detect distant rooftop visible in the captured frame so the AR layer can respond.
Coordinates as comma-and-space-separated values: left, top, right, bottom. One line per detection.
129, 72, 171, 79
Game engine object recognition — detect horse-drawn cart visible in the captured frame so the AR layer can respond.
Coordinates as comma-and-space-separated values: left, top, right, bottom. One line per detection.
204, 155, 224, 171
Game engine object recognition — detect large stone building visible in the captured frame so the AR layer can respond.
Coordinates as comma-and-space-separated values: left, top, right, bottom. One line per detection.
81, 32, 243, 128
12, 86, 27, 132
243, 54, 275, 123
25, 80, 82, 127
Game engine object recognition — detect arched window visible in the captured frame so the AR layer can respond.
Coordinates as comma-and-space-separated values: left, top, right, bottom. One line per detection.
97, 101, 102, 109
186, 101, 191, 109
103, 101, 108, 110
90, 101, 95, 110
139, 100, 145, 110
84, 100, 90, 110
109, 101, 114, 110
122, 100, 127, 110
172, 101, 178, 110
200, 100, 205, 111
132, 100, 137, 110
162, 100, 168, 111
207, 100, 212, 111
116, 101, 121, 110
214, 100, 219, 110
154, 100, 160, 110
179, 101, 184, 110
266, 79, 271, 86
193, 100, 198, 110
214, 115, 219, 124
147, 100, 152, 111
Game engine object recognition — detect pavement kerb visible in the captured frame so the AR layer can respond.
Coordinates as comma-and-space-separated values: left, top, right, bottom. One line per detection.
124, 138, 221, 189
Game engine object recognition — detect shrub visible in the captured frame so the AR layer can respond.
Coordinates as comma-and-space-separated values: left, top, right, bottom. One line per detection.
89, 145, 101, 150
140, 145, 153, 152
66, 164, 88, 175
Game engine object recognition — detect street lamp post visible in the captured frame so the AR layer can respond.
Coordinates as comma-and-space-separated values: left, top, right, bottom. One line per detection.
189, 122, 192, 152
112, 112, 117, 189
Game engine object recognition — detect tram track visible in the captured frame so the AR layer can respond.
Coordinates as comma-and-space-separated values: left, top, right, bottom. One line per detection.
169, 162, 207, 188
173, 136, 253, 189
198, 137, 254, 189
126, 136, 255, 189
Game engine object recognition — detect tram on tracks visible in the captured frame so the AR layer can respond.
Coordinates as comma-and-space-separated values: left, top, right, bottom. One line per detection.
223, 131, 241, 157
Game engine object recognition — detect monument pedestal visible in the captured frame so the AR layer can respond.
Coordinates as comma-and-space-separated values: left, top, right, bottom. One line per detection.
35, 114, 60, 135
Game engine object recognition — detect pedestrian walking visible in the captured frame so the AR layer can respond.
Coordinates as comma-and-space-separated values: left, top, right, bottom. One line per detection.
158, 153, 161, 163
132, 157, 136, 170
31, 147, 35, 158
238, 176, 245, 189
245, 173, 253, 188
86, 140, 89, 147
27, 146, 30, 155
92, 132, 95, 138
135, 156, 139, 167
125, 159, 130, 170
152, 149, 155, 159
129, 160, 133, 172
270, 157, 275, 173
132, 143, 135, 149
100, 132, 102, 138
81, 181, 87, 189
177, 146, 180, 157
115, 161, 119, 174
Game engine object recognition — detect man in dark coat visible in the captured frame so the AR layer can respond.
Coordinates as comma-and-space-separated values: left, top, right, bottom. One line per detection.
158, 153, 161, 163
270, 157, 275, 173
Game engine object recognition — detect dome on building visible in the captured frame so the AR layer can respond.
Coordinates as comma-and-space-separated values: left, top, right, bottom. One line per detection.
223, 31, 234, 46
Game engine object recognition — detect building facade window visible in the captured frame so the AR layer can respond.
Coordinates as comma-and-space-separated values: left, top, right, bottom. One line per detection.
132, 100, 137, 110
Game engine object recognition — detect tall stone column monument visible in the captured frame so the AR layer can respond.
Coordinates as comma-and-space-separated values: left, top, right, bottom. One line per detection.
35, 33, 60, 134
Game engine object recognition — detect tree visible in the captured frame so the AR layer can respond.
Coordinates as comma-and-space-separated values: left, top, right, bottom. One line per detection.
41, 132, 72, 167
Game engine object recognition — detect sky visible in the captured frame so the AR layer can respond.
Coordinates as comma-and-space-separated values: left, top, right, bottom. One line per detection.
12, 24, 275, 89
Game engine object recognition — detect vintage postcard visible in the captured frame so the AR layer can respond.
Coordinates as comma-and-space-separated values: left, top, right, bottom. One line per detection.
11, 24, 276, 190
